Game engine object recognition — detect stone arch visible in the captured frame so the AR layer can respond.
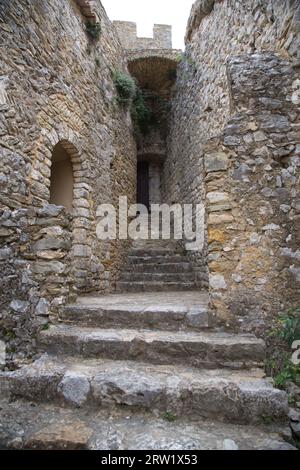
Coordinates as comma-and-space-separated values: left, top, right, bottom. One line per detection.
53, 139, 93, 291
48, 137, 91, 215
36, 130, 94, 293
49, 142, 74, 212
128, 53, 178, 99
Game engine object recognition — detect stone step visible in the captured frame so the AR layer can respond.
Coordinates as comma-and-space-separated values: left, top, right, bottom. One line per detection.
116, 281, 196, 292
131, 240, 181, 249
0, 398, 294, 450
38, 325, 265, 369
119, 272, 195, 282
130, 262, 193, 273
130, 249, 183, 258
128, 254, 187, 264
0, 356, 288, 424
62, 291, 210, 330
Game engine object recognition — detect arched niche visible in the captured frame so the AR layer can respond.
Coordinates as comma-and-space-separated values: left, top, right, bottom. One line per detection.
49, 141, 74, 213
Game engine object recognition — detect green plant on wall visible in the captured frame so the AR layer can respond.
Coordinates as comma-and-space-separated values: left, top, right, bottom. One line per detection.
267, 307, 300, 388
131, 88, 153, 135
113, 70, 153, 134
273, 307, 300, 346
113, 70, 137, 106
86, 21, 101, 41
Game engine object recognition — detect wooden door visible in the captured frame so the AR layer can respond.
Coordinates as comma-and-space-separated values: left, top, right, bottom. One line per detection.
137, 161, 149, 210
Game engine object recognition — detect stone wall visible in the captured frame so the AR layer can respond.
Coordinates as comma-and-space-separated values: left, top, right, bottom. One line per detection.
206, 53, 300, 332
0, 202, 73, 366
0, 0, 136, 362
113, 21, 172, 50
164, 0, 300, 332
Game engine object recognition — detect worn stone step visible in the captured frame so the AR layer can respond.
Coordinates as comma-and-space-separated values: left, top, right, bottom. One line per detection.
130, 262, 193, 273
130, 247, 183, 256
116, 281, 196, 292
128, 254, 186, 264
0, 398, 294, 450
119, 272, 195, 282
62, 291, 210, 330
38, 325, 265, 369
131, 240, 181, 249
0, 356, 288, 425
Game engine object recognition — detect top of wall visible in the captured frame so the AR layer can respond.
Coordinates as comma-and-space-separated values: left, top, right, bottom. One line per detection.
113, 21, 172, 50
185, 0, 300, 45
185, 0, 215, 43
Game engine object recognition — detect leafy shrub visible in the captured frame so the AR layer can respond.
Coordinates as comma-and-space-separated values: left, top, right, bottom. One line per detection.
131, 88, 153, 135
274, 362, 300, 388
86, 21, 101, 41
272, 307, 300, 346
113, 71, 137, 106
267, 307, 300, 388
113, 71, 154, 134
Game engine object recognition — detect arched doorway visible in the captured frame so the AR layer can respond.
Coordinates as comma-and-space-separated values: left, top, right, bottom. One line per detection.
49, 142, 74, 212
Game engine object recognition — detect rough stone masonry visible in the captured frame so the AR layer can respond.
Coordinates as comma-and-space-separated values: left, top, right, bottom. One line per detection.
0, 0, 299, 359
164, 0, 300, 332
0, 0, 299, 451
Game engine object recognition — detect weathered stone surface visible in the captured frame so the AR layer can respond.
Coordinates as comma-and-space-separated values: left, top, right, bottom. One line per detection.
210, 274, 227, 290
9, 300, 29, 314
208, 213, 234, 225
33, 261, 65, 275
35, 298, 50, 317
0, 0, 136, 363
207, 192, 229, 204
0, 0, 298, 450
204, 153, 229, 173
0, 399, 295, 450
223, 439, 239, 450
62, 291, 210, 330
163, 0, 300, 333
0, 356, 288, 424
39, 325, 266, 369
26, 421, 93, 450
57, 371, 91, 407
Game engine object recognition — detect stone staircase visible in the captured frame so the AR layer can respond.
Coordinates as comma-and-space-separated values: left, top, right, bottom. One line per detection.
0, 288, 295, 449
116, 239, 198, 292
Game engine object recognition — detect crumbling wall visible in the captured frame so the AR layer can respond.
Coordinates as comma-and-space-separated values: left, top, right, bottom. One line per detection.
0, 0, 136, 363
164, 0, 300, 332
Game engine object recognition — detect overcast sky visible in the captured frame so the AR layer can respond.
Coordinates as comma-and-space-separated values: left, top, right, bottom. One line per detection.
101, 0, 195, 50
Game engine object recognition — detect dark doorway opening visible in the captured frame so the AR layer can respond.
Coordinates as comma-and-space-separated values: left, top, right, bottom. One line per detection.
137, 161, 149, 210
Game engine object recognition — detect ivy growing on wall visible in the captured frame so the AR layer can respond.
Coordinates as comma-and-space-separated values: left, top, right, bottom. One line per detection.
113, 70, 153, 135
113, 70, 136, 106
266, 307, 300, 389
85, 21, 101, 41
131, 88, 153, 135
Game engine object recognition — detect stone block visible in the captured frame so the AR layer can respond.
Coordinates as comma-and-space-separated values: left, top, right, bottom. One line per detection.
204, 152, 229, 173
208, 213, 234, 225
209, 274, 227, 290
